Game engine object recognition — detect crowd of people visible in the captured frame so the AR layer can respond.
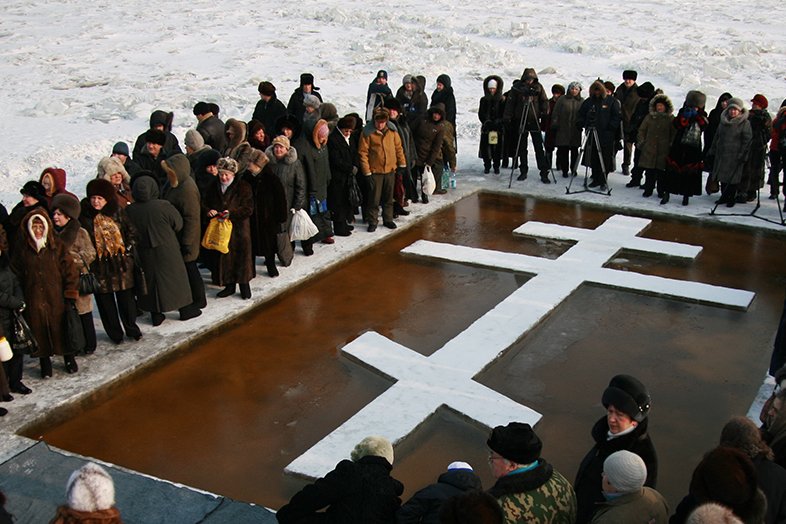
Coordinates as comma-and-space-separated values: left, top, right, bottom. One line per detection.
275, 374, 786, 524
479, 69, 786, 208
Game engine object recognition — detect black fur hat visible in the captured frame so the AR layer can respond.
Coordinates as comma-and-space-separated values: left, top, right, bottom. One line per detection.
623, 70, 638, 81
636, 82, 656, 99
144, 129, 167, 146
487, 422, 542, 464
51, 194, 81, 220
20, 181, 47, 202
602, 374, 651, 422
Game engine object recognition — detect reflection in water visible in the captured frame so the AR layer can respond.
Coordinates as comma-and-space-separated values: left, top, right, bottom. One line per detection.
31, 193, 786, 509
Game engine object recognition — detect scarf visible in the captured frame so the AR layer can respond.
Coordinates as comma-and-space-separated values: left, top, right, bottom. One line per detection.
93, 213, 125, 259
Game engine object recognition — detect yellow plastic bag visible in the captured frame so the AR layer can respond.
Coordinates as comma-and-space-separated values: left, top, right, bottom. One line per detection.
201, 217, 233, 254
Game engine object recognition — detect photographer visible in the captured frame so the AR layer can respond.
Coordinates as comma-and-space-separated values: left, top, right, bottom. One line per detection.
503, 68, 551, 183
576, 80, 621, 191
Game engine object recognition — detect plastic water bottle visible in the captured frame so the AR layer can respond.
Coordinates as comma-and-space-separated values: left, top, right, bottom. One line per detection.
450, 171, 457, 189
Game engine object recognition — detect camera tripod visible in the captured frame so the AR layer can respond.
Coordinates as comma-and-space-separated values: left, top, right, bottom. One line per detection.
566, 126, 612, 196
507, 96, 557, 188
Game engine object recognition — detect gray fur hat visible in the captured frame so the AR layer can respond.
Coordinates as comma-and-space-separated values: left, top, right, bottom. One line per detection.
568, 81, 583, 92
350, 435, 394, 465
184, 129, 205, 150
96, 156, 130, 184
66, 462, 116, 513
302, 93, 321, 111
685, 90, 707, 109
687, 503, 743, 524
727, 97, 745, 111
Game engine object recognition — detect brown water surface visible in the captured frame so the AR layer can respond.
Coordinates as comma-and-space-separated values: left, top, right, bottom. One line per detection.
31, 193, 786, 509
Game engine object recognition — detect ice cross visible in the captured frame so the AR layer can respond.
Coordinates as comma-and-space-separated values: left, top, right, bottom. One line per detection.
285, 214, 755, 478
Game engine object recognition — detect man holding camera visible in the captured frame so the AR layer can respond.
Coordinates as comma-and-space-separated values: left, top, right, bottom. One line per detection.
503, 68, 551, 183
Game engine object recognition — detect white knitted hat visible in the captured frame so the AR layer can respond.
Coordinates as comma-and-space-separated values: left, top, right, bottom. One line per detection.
66, 462, 116, 512
603, 450, 647, 493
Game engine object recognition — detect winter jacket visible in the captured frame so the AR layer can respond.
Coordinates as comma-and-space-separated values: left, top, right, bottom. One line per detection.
11, 210, 79, 358
741, 108, 773, 192
78, 198, 137, 294
54, 218, 96, 315
287, 87, 323, 123
0, 260, 24, 341
708, 106, 753, 185
359, 120, 407, 176
132, 110, 183, 158
431, 74, 457, 125
161, 154, 202, 263
412, 108, 446, 167
252, 95, 287, 140
395, 83, 429, 124
39, 168, 77, 207
703, 93, 732, 164
503, 69, 549, 132
614, 82, 641, 129
197, 114, 227, 152
397, 469, 482, 524
590, 487, 669, 524
223, 118, 255, 173
478, 75, 506, 157
132, 147, 169, 188
552, 93, 584, 148
276, 455, 404, 524
574, 416, 658, 524
637, 94, 676, 170
125, 177, 191, 313
242, 165, 287, 259
752, 455, 786, 524
294, 120, 332, 201
488, 459, 577, 524
265, 145, 307, 212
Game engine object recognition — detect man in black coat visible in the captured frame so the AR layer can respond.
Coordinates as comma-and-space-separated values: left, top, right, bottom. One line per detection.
193, 101, 227, 152
252, 81, 287, 140
327, 117, 357, 237
131, 110, 183, 158
574, 374, 657, 524
287, 73, 323, 123
133, 129, 170, 188
503, 68, 551, 183
397, 462, 481, 524
576, 80, 622, 191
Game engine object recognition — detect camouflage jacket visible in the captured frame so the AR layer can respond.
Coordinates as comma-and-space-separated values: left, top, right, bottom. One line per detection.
488, 459, 577, 524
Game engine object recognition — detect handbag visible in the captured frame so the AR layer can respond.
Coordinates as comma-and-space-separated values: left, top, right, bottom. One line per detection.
201, 217, 233, 254
347, 175, 363, 209
130, 249, 148, 297
680, 121, 702, 149
78, 254, 99, 295
276, 230, 294, 267
0, 336, 12, 362
64, 302, 85, 355
422, 166, 436, 195
11, 310, 37, 355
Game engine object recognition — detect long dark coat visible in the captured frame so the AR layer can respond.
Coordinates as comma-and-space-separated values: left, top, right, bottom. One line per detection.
11, 210, 79, 357
397, 469, 482, 524
708, 107, 753, 185
287, 87, 323, 123
276, 455, 403, 524
162, 154, 202, 263
294, 121, 332, 241
327, 127, 355, 225
125, 177, 191, 313
0, 258, 24, 344
54, 218, 96, 315
431, 74, 457, 125
503, 69, 549, 132
574, 416, 658, 524
666, 106, 709, 196
252, 95, 287, 140
637, 94, 676, 171
478, 75, 506, 160
203, 176, 255, 286
395, 84, 429, 125
265, 145, 307, 240
552, 93, 584, 148
577, 82, 621, 172
242, 165, 288, 260
702, 92, 733, 171
79, 198, 136, 294
740, 108, 773, 194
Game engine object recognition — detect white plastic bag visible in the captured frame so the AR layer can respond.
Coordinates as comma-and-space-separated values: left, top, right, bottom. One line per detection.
0, 336, 12, 362
422, 165, 437, 195
289, 208, 319, 242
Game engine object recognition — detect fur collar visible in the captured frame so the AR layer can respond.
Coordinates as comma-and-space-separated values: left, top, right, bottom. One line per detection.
487, 459, 554, 497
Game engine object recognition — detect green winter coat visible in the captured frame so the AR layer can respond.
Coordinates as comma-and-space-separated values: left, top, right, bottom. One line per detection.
590, 487, 669, 524
636, 94, 676, 171
488, 460, 577, 524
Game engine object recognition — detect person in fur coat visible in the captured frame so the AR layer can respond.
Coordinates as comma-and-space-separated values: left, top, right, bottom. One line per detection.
51, 194, 98, 355
707, 97, 753, 207
738, 94, 772, 203
11, 209, 80, 377
96, 157, 134, 208
223, 118, 255, 173
478, 75, 506, 174
203, 158, 255, 299
637, 94, 676, 200
50, 462, 123, 524
265, 135, 306, 265
79, 179, 142, 345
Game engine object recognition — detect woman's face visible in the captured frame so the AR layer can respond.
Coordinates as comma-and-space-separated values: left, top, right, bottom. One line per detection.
728, 107, 740, 118
41, 175, 53, 193
52, 209, 70, 227
570, 86, 580, 97
90, 195, 107, 210
607, 405, 636, 434
110, 171, 123, 186
282, 127, 293, 139
22, 194, 38, 207
253, 128, 265, 143
31, 219, 45, 239
273, 144, 287, 159
218, 171, 235, 185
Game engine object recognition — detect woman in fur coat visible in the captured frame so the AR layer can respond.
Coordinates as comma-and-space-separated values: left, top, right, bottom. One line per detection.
96, 157, 134, 208
79, 179, 142, 345
51, 194, 98, 355
11, 210, 80, 377
265, 135, 306, 265
637, 94, 676, 201
707, 97, 753, 207
664, 90, 708, 206
203, 158, 255, 299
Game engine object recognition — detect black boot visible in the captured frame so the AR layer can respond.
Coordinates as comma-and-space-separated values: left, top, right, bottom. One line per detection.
179, 306, 202, 321
393, 203, 410, 216
239, 283, 251, 300
302, 241, 314, 256
682, 195, 689, 206
217, 284, 236, 298
420, 192, 429, 204
40, 357, 53, 378
64, 355, 78, 374
151, 312, 165, 326
660, 192, 670, 205
266, 262, 279, 278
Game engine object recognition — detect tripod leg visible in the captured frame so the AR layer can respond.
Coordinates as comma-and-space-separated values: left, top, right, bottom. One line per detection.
508, 103, 529, 188
592, 129, 610, 193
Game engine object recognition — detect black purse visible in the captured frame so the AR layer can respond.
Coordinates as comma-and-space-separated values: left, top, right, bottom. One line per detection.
11, 310, 37, 355
131, 249, 148, 297
348, 175, 363, 208
78, 254, 99, 295
64, 302, 85, 354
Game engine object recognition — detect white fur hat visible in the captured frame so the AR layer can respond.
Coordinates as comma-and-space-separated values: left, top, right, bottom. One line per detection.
687, 503, 744, 524
66, 462, 116, 513
350, 436, 394, 465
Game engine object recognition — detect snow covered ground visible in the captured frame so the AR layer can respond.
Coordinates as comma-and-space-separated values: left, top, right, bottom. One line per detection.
1, 0, 785, 205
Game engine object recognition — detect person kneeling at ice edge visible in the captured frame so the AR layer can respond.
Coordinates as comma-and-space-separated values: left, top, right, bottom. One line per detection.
590, 451, 668, 524
276, 435, 404, 523
486, 422, 576, 523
